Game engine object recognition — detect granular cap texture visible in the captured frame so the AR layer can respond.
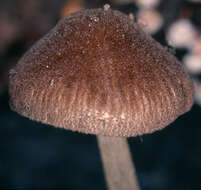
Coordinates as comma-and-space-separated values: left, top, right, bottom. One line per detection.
9, 8, 194, 137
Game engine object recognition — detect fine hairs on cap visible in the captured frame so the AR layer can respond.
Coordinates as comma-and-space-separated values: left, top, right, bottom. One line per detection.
9, 8, 194, 137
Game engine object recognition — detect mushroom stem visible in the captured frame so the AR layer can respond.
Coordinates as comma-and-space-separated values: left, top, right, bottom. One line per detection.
97, 135, 140, 190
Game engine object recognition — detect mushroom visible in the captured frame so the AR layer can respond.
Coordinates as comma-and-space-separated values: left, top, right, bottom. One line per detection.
9, 6, 194, 190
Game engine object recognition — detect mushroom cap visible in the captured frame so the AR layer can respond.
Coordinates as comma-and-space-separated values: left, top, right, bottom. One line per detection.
9, 8, 194, 137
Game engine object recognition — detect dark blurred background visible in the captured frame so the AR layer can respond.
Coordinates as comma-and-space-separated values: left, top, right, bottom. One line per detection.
1, 0, 201, 189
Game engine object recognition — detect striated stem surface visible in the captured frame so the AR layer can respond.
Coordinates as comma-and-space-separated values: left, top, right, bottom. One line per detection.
97, 135, 140, 190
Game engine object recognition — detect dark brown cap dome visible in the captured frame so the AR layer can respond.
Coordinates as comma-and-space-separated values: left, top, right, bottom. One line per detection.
9, 8, 194, 137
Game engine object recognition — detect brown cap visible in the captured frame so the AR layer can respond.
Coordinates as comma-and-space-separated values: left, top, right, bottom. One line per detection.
9, 8, 194, 137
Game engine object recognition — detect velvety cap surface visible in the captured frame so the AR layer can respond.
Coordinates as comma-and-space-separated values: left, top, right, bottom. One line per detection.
9, 8, 194, 137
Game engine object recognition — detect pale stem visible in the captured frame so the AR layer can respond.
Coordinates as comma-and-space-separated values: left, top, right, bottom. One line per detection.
97, 135, 140, 190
